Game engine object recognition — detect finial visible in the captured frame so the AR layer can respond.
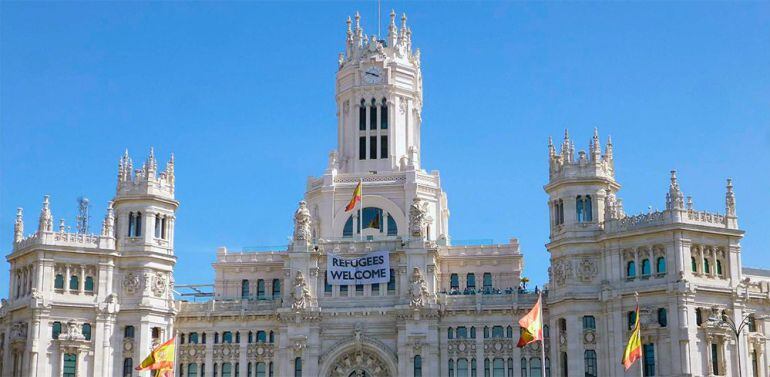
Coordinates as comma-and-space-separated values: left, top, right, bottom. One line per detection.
402, 12, 407, 28
346, 15, 352, 31
390, 9, 395, 25
725, 178, 736, 217
564, 128, 569, 140
58, 219, 65, 233
607, 135, 612, 145
548, 136, 553, 147
355, 11, 361, 28
14, 208, 24, 243
593, 127, 599, 139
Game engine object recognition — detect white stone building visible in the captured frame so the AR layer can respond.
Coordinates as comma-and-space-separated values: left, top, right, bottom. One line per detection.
1, 11, 769, 377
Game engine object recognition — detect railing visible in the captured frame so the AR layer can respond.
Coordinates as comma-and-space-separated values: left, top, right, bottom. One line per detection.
604, 207, 730, 234
177, 298, 281, 314
15, 231, 105, 251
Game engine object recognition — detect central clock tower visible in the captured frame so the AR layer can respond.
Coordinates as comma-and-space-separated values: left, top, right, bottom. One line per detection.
335, 11, 423, 174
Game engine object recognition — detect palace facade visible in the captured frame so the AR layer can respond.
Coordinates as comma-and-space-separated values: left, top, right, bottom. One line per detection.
2, 11, 769, 377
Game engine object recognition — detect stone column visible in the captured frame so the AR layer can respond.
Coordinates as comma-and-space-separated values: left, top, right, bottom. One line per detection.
204, 332, 214, 377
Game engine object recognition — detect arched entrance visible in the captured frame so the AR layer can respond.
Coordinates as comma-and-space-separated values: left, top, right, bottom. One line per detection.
319, 337, 398, 377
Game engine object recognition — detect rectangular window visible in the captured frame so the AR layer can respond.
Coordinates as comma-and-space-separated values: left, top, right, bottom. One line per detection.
372, 283, 380, 294
356, 284, 364, 295
369, 105, 377, 130
272, 279, 281, 299
324, 275, 332, 294
644, 343, 656, 376
369, 136, 377, 159
710, 343, 718, 376
63, 353, 77, 377
84, 276, 94, 292
359, 137, 366, 160
340, 285, 348, 295
387, 269, 396, 292
380, 135, 388, 159
221, 363, 232, 377
582, 316, 596, 331
257, 279, 265, 299
54, 274, 64, 289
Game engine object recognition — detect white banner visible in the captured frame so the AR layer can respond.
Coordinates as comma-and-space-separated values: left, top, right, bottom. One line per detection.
327, 250, 390, 285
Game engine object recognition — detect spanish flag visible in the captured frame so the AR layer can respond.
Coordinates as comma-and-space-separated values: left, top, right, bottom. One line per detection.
136, 337, 175, 377
516, 294, 543, 348
345, 181, 362, 212
622, 305, 642, 370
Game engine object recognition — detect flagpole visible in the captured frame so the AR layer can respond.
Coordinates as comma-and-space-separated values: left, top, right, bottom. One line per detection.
636, 292, 643, 377
359, 179, 363, 241
539, 291, 546, 376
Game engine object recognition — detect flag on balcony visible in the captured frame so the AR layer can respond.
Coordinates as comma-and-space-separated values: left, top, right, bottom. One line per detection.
516, 294, 543, 348
345, 180, 362, 212
622, 304, 642, 370
136, 337, 176, 377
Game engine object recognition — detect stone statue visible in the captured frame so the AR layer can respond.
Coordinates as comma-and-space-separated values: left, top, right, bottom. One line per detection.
409, 267, 430, 308
409, 198, 430, 238
293, 201, 312, 242
291, 272, 312, 311
61, 320, 84, 341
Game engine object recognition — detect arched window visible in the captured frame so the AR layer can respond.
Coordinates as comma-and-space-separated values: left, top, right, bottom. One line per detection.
449, 359, 455, 377
255, 362, 266, 377
370, 98, 377, 130
691, 257, 698, 272
189, 332, 198, 344
269, 331, 274, 343
82, 323, 92, 340
628, 311, 637, 330
521, 357, 528, 377
128, 212, 135, 237
483, 273, 493, 292
457, 326, 467, 339
55, 274, 64, 289
161, 216, 168, 239
180, 334, 186, 344
493, 358, 504, 377
248, 331, 254, 343
448, 327, 454, 339
492, 326, 504, 338
584, 350, 597, 377
658, 308, 667, 327
84, 276, 94, 292
559, 353, 567, 377
380, 97, 388, 130
359, 99, 366, 131
543, 325, 550, 338
557, 199, 564, 225
124, 326, 134, 338
641, 259, 651, 276
627, 261, 636, 278
155, 214, 162, 238
414, 355, 422, 377
52, 321, 62, 339
470, 326, 476, 339
473, 358, 479, 377
576, 195, 584, 222
545, 357, 551, 377
450, 274, 459, 290
257, 279, 265, 299
69, 275, 79, 290
484, 326, 489, 339
272, 279, 281, 299
241, 280, 249, 299
584, 195, 593, 221
696, 308, 703, 326
221, 363, 232, 377
222, 331, 232, 343
467, 273, 476, 290
656, 257, 666, 274
457, 358, 469, 377
257, 331, 266, 343
202, 333, 207, 344
717, 260, 723, 276
582, 316, 596, 330
388, 269, 396, 292
704, 259, 711, 274
63, 353, 77, 377
530, 358, 542, 377
123, 358, 133, 377
135, 212, 142, 237
506, 326, 513, 338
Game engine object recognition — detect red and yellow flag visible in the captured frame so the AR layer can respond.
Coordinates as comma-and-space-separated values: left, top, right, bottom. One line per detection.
622, 305, 642, 370
516, 294, 543, 348
136, 337, 176, 377
345, 181, 362, 212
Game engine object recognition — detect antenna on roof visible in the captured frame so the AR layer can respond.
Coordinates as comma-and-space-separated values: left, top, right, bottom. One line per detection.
377, 0, 381, 38
76, 196, 90, 234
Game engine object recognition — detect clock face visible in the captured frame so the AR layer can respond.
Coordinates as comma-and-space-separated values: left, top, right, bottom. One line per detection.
363, 66, 383, 84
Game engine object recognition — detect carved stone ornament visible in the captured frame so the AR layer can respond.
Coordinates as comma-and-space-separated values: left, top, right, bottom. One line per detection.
291, 272, 313, 311
329, 350, 390, 377
10, 322, 28, 341
551, 259, 573, 287
60, 321, 84, 341
152, 273, 167, 297
576, 258, 598, 282
408, 198, 430, 238
123, 272, 141, 295
293, 201, 312, 242
409, 267, 430, 309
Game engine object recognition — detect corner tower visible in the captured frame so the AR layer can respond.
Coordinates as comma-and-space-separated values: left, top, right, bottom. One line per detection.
335, 11, 423, 174
544, 129, 618, 241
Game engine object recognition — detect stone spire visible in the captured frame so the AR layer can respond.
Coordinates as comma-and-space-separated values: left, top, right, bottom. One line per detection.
102, 202, 115, 237
14, 208, 23, 243
38, 195, 53, 233
666, 170, 685, 210
725, 178, 736, 217
387, 9, 398, 47
590, 127, 601, 161
548, 136, 555, 158
605, 135, 613, 161
145, 147, 157, 178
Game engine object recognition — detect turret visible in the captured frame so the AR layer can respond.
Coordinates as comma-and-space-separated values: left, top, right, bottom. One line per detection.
545, 129, 619, 238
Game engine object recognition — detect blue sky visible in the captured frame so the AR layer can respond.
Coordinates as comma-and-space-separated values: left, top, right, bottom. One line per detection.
1, 2, 769, 295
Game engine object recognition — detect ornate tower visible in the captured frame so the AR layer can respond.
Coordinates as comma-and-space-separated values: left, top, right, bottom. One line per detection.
545, 129, 618, 241
335, 11, 423, 174
113, 148, 178, 353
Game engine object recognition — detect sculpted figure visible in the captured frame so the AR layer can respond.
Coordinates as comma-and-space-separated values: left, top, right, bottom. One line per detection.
409, 267, 430, 308
293, 201, 312, 242
291, 272, 312, 311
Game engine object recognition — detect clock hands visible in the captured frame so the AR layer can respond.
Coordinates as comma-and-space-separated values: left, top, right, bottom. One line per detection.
365, 71, 380, 77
